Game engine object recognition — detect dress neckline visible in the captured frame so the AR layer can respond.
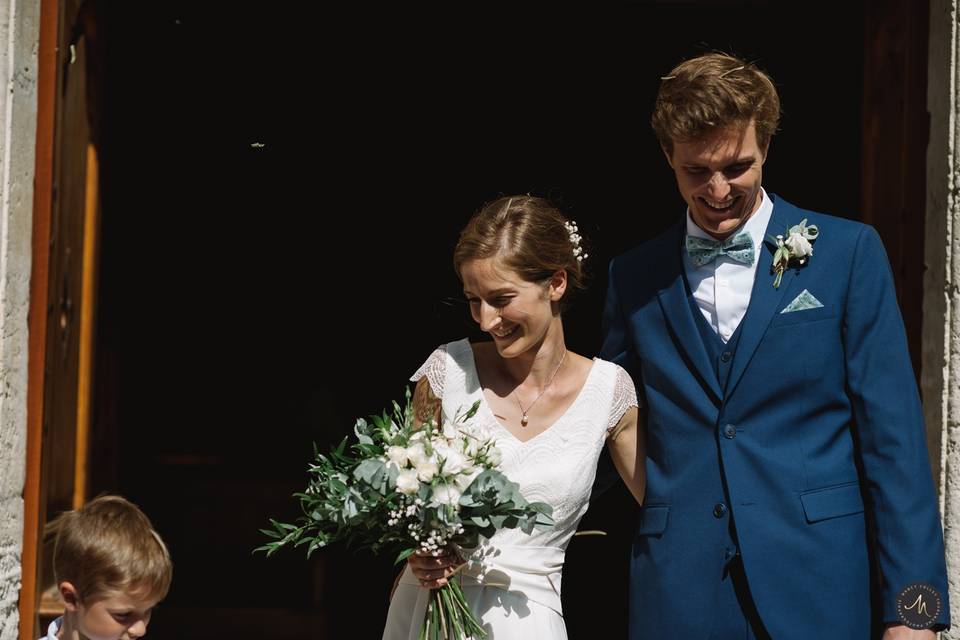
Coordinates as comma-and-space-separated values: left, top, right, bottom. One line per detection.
461, 340, 599, 445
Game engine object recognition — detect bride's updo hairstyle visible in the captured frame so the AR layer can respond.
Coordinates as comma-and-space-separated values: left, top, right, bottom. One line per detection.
453, 195, 588, 306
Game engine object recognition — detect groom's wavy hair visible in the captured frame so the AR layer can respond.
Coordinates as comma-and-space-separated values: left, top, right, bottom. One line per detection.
453, 195, 588, 308
652, 52, 781, 155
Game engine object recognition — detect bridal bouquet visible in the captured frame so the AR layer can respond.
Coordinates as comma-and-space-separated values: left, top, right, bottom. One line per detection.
257, 388, 554, 640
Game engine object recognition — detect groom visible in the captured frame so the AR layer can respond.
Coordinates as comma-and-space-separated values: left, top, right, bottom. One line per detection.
601, 53, 950, 639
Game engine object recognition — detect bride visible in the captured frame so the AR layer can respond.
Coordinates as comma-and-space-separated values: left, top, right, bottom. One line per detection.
382, 195, 645, 639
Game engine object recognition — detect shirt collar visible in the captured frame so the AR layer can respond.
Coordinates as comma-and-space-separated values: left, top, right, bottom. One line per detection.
685, 188, 773, 251
45, 617, 62, 640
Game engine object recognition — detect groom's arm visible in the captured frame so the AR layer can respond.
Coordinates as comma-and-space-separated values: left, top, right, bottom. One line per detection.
600, 257, 640, 376
843, 226, 950, 630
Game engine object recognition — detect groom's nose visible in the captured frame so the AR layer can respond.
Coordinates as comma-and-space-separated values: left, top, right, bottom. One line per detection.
707, 172, 731, 199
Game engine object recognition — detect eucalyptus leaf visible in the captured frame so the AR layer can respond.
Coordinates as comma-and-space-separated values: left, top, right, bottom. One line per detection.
354, 458, 386, 484
395, 547, 416, 565
470, 516, 490, 528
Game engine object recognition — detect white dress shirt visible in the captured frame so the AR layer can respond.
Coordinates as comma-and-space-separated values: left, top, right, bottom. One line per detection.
683, 188, 773, 343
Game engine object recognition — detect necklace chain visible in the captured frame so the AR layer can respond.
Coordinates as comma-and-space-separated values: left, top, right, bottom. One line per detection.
514, 349, 567, 427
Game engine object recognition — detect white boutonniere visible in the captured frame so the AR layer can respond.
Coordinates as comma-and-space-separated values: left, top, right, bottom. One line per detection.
767, 218, 819, 288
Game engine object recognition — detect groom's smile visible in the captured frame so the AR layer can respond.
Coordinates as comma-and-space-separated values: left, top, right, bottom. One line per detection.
665, 119, 768, 240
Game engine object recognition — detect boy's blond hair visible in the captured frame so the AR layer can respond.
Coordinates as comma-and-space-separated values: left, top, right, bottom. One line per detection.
47, 494, 172, 603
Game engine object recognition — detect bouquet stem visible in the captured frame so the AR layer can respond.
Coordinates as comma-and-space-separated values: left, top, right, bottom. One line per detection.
417, 578, 486, 640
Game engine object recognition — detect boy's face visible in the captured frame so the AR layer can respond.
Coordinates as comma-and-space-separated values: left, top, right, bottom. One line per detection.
63, 586, 161, 640
665, 119, 769, 240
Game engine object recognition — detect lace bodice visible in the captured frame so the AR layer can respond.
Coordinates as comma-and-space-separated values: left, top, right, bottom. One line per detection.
410, 339, 638, 551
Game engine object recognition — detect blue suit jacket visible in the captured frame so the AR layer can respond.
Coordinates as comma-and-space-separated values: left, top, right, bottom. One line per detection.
601, 195, 949, 639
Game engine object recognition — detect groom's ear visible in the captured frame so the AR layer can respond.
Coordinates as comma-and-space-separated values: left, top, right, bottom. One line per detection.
662, 144, 676, 169
760, 138, 771, 164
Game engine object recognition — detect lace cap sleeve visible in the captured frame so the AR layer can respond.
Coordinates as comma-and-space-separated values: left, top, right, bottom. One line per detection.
607, 365, 640, 433
410, 344, 447, 399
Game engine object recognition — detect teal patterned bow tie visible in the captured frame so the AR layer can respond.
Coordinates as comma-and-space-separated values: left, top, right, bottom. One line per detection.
685, 230, 756, 267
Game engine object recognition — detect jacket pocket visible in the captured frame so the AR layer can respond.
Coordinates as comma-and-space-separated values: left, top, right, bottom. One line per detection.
635, 505, 670, 536
769, 304, 836, 328
799, 482, 864, 523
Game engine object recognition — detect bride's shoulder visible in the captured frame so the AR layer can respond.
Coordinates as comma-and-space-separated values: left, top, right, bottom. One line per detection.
592, 354, 628, 372
591, 357, 638, 389
411, 338, 475, 381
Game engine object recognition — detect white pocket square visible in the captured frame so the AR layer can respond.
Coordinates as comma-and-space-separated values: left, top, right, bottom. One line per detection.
781, 289, 824, 313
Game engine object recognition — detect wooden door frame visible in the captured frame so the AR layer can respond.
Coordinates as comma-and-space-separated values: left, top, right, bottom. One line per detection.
19, 0, 58, 635
17, 0, 105, 635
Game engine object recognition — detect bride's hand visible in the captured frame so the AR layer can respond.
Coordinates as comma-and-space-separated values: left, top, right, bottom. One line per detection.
407, 548, 461, 589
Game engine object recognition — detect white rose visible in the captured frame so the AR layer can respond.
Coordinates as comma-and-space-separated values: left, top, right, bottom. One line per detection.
784, 232, 813, 257
454, 467, 481, 491
396, 469, 420, 495
406, 443, 428, 467
430, 485, 463, 506
440, 449, 468, 475
386, 446, 409, 469
442, 423, 458, 440
416, 460, 439, 482
486, 446, 503, 467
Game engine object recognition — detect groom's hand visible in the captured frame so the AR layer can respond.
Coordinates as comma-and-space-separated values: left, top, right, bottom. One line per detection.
882, 625, 937, 639
408, 549, 461, 589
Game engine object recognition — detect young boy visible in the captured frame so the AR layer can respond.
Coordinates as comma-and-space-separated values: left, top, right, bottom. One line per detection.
41, 495, 173, 640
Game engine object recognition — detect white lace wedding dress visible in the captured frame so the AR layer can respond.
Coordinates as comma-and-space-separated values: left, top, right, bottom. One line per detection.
382, 339, 638, 640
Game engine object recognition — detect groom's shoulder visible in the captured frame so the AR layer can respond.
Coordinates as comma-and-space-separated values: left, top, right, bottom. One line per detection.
772, 194, 869, 241
771, 196, 889, 270
611, 221, 682, 270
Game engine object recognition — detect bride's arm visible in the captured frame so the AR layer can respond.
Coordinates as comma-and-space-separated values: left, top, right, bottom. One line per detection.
606, 407, 646, 505
412, 376, 442, 428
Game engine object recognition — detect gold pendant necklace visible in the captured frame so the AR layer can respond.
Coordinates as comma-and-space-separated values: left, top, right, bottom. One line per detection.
514, 349, 567, 427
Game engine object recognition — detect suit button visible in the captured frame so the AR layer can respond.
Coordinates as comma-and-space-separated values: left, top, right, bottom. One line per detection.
723, 424, 737, 439
713, 503, 727, 518
721, 350, 733, 363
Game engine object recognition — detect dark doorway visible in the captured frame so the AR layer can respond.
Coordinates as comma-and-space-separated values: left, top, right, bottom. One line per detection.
90, 2, 871, 638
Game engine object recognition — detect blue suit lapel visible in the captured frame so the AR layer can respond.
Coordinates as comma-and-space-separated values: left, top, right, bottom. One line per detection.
724, 196, 798, 400
655, 223, 723, 403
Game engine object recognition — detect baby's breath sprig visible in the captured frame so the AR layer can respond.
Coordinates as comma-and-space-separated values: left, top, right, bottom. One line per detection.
564, 220, 589, 263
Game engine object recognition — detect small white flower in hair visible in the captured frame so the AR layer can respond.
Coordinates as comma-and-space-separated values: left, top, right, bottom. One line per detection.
564, 220, 589, 263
